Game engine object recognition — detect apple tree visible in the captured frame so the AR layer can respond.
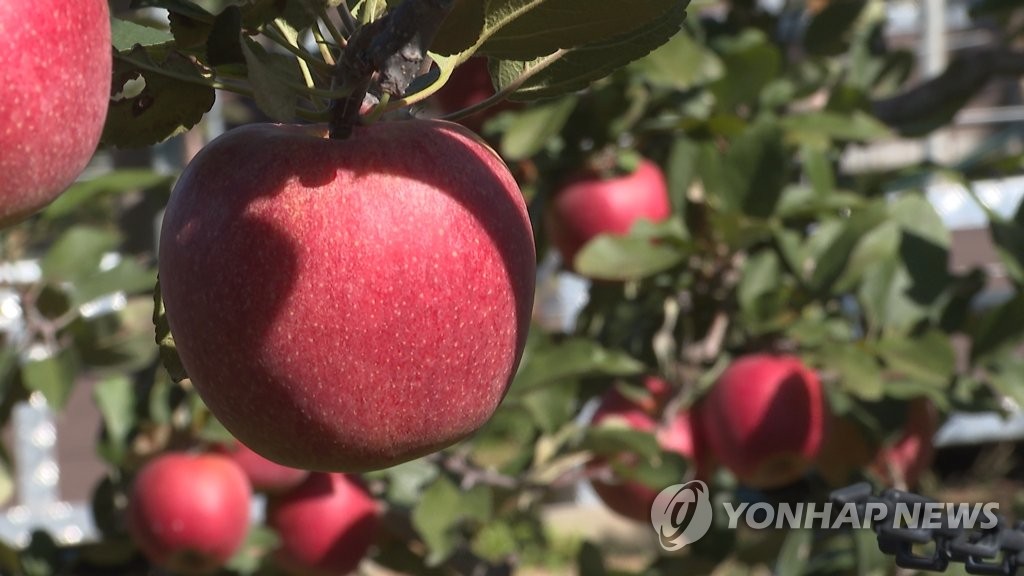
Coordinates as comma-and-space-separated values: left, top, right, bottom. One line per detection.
1, 0, 1024, 575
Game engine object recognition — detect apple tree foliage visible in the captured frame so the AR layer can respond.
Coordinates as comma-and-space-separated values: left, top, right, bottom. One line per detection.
1, 0, 1024, 574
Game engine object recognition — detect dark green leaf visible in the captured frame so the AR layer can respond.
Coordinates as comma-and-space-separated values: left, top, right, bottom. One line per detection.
22, 348, 77, 411
632, 29, 723, 90
240, 37, 300, 122
105, 46, 216, 148
580, 422, 661, 460
709, 29, 781, 109
94, 376, 135, 466
577, 541, 608, 576
72, 259, 157, 308
969, 293, 1024, 362
411, 476, 466, 565
809, 204, 887, 292
431, 0, 486, 56
43, 170, 173, 220
722, 118, 788, 218
153, 280, 190, 383
512, 339, 644, 393
574, 233, 687, 281
877, 331, 955, 387
781, 111, 890, 143
803, 0, 867, 56
41, 227, 119, 284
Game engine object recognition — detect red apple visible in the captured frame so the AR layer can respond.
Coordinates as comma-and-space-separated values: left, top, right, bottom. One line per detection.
127, 453, 252, 574
0, 0, 110, 226
216, 440, 309, 494
158, 120, 536, 472
701, 354, 825, 489
267, 473, 379, 576
588, 377, 711, 522
433, 57, 517, 133
871, 398, 938, 488
546, 159, 671, 269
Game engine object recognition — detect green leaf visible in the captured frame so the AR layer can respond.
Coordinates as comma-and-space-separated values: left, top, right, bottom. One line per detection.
94, 376, 136, 466
495, 0, 688, 100
19, 531, 59, 576
72, 259, 157, 308
818, 345, 884, 400
499, 97, 576, 160
519, 381, 578, 433
781, 111, 890, 143
721, 118, 788, 218
632, 29, 723, 90
969, 293, 1024, 362
709, 29, 781, 109
40, 227, 119, 283
471, 522, 518, 563
574, 230, 687, 281
225, 525, 280, 575
111, 18, 175, 51
580, 421, 661, 460
512, 338, 644, 393
22, 348, 77, 410
776, 528, 814, 576
802, 0, 867, 56
153, 280, 190, 383
105, 46, 216, 148
43, 170, 173, 220
577, 541, 608, 576
481, 0, 688, 60
808, 204, 888, 292
989, 217, 1024, 285
431, 0, 486, 56
240, 36, 300, 122
877, 331, 955, 387
835, 221, 900, 293
375, 459, 440, 507
411, 476, 482, 565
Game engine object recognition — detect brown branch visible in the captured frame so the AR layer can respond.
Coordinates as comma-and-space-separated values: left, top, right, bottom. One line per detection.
870, 48, 1024, 135
329, 0, 455, 139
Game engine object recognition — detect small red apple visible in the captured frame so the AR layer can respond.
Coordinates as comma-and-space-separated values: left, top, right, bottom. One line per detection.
127, 453, 252, 574
215, 440, 309, 494
0, 0, 111, 226
546, 159, 671, 269
433, 57, 517, 133
267, 473, 379, 576
588, 377, 711, 522
701, 354, 825, 489
871, 398, 938, 488
158, 120, 536, 472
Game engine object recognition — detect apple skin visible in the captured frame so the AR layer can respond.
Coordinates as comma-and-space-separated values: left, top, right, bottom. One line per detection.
701, 354, 825, 489
0, 0, 110, 227
871, 398, 938, 488
267, 473, 379, 576
546, 159, 671, 269
127, 453, 252, 574
215, 440, 309, 494
588, 377, 711, 522
158, 120, 536, 472
433, 58, 517, 133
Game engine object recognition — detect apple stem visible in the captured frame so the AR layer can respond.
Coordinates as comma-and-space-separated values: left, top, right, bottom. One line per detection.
328, 0, 455, 139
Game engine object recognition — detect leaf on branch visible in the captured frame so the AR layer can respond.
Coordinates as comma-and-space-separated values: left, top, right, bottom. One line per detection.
493, 0, 688, 100
240, 36, 301, 122
153, 279, 190, 384
22, 348, 78, 411
111, 18, 175, 51
511, 338, 644, 393
105, 45, 216, 148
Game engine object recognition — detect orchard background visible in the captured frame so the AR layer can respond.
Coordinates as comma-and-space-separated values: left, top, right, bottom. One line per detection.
2, 0, 1024, 574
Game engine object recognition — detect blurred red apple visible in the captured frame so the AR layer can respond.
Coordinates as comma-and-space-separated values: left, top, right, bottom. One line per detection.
267, 473, 379, 576
871, 398, 938, 488
433, 57, 517, 133
216, 440, 309, 493
0, 0, 110, 226
127, 453, 252, 574
701, 354, 825, 489
588, 377, 711, 522
546, 159, 671, 270
158, 120, 536, 472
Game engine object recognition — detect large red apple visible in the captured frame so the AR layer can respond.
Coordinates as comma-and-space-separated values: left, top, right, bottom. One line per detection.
127, 453, 252, 574
701, 354, 825, 489
870, 398, 938, 488
433, 57, 517, 133
158, 120, 536, 472
0, 0, 110, 226
267, 473, 379, 576
588, 377, 711, 522
546, 159, 671, 269
215, 440, 309, 494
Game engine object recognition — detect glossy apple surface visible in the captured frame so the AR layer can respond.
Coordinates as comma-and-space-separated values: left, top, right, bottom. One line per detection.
216, 440, 309, 493
127, 453, 252, 574
0, 0, 110, 226
267, 473, 379, 576
701, 354, 825, 489
588, 377, 710, 522
159, 120, 536, 472
546, 159, 671, 269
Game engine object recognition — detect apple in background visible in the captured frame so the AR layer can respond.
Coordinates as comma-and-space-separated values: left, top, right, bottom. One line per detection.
433, 57, 518, 133
267, 473, 379, 576
700, 354, 825, 490
0, 0, 110, 227
127, 453, 252, 574
215, 440, 309, 493
546, 159, 671, 270
588, 377, 712, 522
158, 120, 536, 473
871, 398, 938, 488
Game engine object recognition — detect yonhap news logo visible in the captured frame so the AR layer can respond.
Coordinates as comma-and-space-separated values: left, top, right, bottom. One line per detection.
648, 484, 999, 551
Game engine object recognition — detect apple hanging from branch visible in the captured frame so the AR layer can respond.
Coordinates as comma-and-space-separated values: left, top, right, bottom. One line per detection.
0, 0, 110, 226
